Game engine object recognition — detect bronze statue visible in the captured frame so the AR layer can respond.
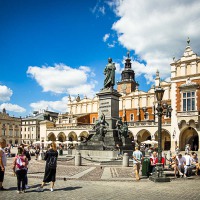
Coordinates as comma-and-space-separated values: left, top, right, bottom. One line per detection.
116, 118, 129, 139
104, 58, 116, 89
93, 113, 109, 137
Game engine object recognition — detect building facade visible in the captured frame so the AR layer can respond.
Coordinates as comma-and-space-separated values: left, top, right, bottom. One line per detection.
0, 108, 21, 145
40, 41, 200, 152
21, 110, 58, 144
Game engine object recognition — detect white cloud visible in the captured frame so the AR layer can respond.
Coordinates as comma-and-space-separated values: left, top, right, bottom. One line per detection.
115, 62, 123, 74
30, 96, 69, 113
0, 103, 26, 113
103, 33, 110, 42
110, 0, 200, 83
107, 42, 115, 48
0, 85, 13, 102
91, 1, 106, 17
27, 63, 97, 97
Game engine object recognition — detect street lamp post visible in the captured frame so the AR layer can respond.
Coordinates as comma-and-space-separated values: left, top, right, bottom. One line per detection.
149, 85, 172, 182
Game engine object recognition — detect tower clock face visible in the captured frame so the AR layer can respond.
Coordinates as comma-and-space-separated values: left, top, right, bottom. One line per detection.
121, 83, 127, 93
122, 83, 127, 90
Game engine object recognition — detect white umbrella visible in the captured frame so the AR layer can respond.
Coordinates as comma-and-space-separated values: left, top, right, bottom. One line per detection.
32, 141, 42, 145
72, 141, 81, 145
141, 140, 158, 145
44, 141, 52, 144
63, 141, 73, 144
55, 141, 63, 144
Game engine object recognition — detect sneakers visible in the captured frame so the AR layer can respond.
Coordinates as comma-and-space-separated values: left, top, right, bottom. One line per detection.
50, 188, 54, 192
25, 185, 30, 189
37, 187, 44, 192
17, 190, 21, 194
22, 190, 26, 193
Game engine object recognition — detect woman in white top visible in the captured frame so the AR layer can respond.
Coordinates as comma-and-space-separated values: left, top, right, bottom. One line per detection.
0, 138, 7, 190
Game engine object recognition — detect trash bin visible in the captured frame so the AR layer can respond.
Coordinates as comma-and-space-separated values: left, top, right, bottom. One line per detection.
142, 157, 150, 177
59, 149, 63, 156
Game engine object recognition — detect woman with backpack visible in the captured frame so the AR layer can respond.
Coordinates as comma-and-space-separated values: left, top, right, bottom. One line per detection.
12, 147, 28, 193
37, 141, 58, 192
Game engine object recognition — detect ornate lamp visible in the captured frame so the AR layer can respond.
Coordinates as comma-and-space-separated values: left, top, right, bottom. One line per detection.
155, 85, 165, 102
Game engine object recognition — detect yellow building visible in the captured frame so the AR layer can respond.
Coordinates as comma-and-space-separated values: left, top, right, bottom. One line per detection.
0, 108, 21, 145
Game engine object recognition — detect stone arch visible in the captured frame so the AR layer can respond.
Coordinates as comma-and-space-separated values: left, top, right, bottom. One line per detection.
9, 139, 12, 144
155, 129, 171, 150
179, 126, 199, 151
79, 131, 89, 141
68, 131, 78, 141
189, 120, 196, 128
178, 120, 187, 129
48, 132, 56, 141
57, 132, 66, 142
15, 139, 18, 145
136, 129, 151, 143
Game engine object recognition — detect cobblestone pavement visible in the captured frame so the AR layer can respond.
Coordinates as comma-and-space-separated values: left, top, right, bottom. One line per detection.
1, 157, 200, 200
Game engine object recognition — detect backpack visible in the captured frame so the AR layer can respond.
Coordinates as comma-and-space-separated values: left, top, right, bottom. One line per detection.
25, 150, 31, 161
16, 155, 26, 170
47, 156, 57, 169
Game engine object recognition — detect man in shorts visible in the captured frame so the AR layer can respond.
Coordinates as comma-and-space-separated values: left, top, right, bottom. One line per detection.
0, 138, 7, 190
132, 146, 143, 181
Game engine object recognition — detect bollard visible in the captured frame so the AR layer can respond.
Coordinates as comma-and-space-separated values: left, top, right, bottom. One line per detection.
122, 153, 129, 167
75, 152, 81, 166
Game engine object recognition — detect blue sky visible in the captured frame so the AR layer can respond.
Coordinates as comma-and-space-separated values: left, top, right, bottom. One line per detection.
0, 0, 200, 117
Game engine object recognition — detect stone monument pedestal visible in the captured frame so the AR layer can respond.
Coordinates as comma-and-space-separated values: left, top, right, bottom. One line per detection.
77, 88, 122, 155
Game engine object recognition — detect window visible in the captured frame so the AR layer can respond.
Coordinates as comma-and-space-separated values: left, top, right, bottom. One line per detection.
144, 112, 149, 120
92, 117, 96, 123
9, 130, 12, 136
130, 114, 134, 121
183, 91, 195, 111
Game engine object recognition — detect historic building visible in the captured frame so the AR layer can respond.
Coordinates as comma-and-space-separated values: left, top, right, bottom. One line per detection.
21, 110, 58, 144
40, 41, 200, 152
0, 108, 21, 145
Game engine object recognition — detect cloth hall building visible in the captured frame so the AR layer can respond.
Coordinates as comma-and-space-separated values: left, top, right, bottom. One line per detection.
40, 42, 200, 152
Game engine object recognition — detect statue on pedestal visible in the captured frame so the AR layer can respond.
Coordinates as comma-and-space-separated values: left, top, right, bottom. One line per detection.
104, 58, 116, 89
116, 119, 129, 139
93, 113, 109, 139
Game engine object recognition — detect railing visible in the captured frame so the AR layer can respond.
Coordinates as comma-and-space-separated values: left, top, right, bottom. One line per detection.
177, 111, 199, 117
127, 121, 171, 127
47, 124, 93, 131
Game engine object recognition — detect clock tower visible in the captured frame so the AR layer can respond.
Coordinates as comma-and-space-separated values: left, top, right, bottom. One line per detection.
117, 52, 139, 94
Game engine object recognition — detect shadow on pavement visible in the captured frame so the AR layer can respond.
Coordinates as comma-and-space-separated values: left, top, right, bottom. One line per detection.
55, 186, 82, 191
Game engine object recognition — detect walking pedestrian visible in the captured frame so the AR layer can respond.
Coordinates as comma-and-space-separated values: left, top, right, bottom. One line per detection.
12, 147, 28, 193
37, 141, 58, 192
20, 144, 31, 189
132, 146, 143, 181
0, 138, 7, 191
35, 146, 40, 160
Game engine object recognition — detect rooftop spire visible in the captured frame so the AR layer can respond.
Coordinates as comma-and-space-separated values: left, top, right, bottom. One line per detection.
187, 37, 190, 45
127, 50, 130, 58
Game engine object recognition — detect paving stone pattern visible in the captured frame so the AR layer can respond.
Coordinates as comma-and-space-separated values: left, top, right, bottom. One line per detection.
1, 157, 200, 200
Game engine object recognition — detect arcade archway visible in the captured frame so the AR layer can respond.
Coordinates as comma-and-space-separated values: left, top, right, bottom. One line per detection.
136, 129, 151, 144
179, 127, 199, 151
57, 132, 66, 142
155, 129, 171, 150
48, 132, 56, 141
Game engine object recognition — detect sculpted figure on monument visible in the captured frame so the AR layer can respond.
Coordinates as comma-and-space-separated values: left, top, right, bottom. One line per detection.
93, 113, 109, 138
116, 118, 129, 139
104, 58, 116, 89
121, 122, 129, 138
116, 117, 123, 139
